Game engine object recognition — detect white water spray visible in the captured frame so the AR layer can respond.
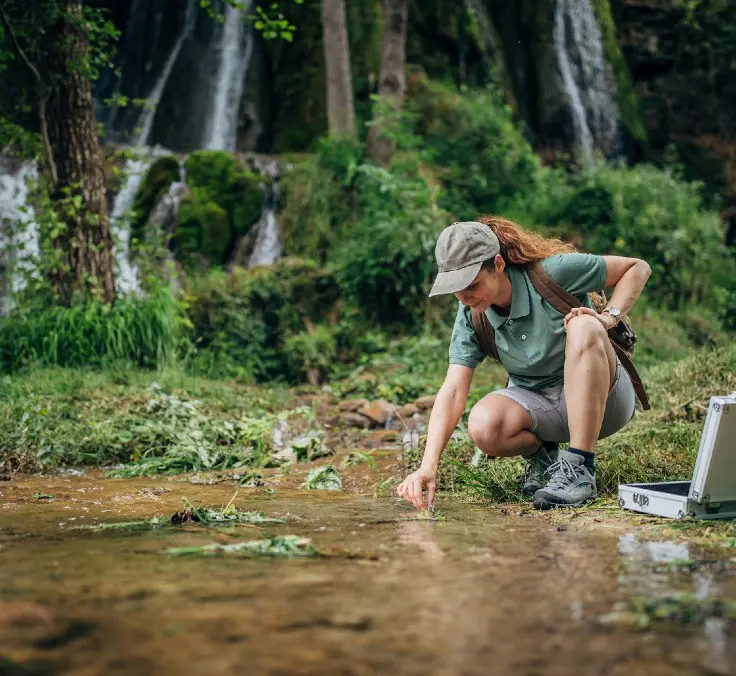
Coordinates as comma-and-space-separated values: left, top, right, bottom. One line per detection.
204, 1, 255, 151
553, 0, 620, 164
248, 181, 281, 268
0, 161, 40, 314
133, 0, 197, 147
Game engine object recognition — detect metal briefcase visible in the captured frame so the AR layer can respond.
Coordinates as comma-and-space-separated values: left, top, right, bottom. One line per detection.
618, 393, 736, 520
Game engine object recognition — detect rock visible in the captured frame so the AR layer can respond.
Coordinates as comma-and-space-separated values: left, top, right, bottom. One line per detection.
357, 399, 396, 426
396, 403, 420, 418
338, 398, 369, 412
413, 395, 436, 411
340, 412, 372, 429
0, 601, 54, 627
369, 429, 399, 446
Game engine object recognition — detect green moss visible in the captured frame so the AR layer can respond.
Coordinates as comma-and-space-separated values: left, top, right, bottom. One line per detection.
175, 199, 230, 265
591, 0, 649, 146
132, 155, 181, 239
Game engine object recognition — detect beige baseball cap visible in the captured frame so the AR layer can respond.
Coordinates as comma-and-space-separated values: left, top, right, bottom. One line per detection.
429, 221, 501, 297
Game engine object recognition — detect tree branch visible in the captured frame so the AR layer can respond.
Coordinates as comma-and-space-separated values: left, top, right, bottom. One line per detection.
0, 1, 58, 186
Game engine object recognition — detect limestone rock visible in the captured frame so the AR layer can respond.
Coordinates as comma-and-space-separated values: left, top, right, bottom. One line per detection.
357, 399, 396, 426
338, 398, 369, 413
340, 412, 372, 429
396, 403, 420, 418
413, 395, 436, 411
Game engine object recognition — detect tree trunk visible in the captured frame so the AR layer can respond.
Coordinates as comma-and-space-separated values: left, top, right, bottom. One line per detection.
44, 0, 116, 305
321, 0, 355, 137
366, 0, 408, 166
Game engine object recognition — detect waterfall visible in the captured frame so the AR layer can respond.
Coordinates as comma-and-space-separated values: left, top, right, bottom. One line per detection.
204, 1, 255, 151
133, 0, 197, 147
248, 181, 281, 268
0, 161, 39, 314
553, 0, 620, 164
110, 154, 154, 294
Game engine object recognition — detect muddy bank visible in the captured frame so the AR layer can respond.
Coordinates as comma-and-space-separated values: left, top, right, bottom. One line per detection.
1, 474, 735, 675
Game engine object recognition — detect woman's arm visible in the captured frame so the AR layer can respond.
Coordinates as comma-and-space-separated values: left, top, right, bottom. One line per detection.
397, 364, 473, 509
564, 256, 651, 330
602, 256, 651, 316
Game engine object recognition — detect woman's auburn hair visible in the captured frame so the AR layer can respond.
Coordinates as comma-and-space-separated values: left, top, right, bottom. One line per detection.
478, 215, 577, 266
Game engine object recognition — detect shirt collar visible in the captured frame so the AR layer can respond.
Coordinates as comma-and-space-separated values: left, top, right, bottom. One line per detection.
485, 266, 531, 329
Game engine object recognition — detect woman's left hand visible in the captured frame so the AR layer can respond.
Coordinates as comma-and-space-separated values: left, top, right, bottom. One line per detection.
563, 306, 617, 332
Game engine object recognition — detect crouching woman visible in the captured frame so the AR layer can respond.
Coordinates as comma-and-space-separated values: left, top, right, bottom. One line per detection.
397, 217, 651, 510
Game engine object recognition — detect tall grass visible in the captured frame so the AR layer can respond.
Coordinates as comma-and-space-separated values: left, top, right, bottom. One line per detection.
0, 286, 184, 372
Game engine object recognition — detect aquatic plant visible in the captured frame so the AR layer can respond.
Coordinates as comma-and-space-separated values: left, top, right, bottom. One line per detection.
170, 497, 286, 525
599, 593, 736, 628
163, 535, 316, 558
300, 465, 342, 491
341, 451, 376, 469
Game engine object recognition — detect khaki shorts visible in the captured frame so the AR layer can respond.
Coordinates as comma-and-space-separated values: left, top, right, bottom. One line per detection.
492, 360, 636, 443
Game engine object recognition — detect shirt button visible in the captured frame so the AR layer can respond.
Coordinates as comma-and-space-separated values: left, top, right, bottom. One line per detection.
508, 320, 513, 325
522, 335, 527, 340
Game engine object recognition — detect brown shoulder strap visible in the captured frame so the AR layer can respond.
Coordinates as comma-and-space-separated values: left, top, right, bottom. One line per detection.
470, 310, 501, 363
526, 262, 651, 411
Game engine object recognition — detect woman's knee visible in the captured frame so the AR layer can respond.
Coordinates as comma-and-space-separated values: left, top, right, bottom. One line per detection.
467, 404, 505, 455
565, 315, 607, 358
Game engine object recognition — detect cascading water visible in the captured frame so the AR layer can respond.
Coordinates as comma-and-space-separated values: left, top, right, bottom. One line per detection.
110, 0, 196, 294
0, 161, 39, 315
553, 0, 620, 164
133, 0, 197, 148
248, 181, 282, 268
204, 1, 255, 151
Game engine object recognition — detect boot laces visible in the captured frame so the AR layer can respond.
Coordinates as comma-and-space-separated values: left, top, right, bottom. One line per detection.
545, 456, 581, 490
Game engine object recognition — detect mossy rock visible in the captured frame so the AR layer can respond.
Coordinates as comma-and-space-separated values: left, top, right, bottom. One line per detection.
175, 198, 230, 265
132, 156, 181, 240
184, 150, 262, 234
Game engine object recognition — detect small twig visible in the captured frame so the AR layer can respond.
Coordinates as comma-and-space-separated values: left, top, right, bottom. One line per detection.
224, 490, 239, 511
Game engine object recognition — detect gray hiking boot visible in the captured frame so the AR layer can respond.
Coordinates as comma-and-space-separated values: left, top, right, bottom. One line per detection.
522, 442, 559, 496
532, 450, 597, 509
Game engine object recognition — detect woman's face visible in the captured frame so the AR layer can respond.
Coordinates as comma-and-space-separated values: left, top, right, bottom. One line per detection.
454, 255, 508, 312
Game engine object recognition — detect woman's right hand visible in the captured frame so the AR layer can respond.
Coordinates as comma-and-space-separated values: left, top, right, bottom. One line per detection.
397, 467, 437, 510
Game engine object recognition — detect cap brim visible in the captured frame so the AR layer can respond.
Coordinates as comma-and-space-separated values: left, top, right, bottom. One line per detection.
428, 262, 482, 297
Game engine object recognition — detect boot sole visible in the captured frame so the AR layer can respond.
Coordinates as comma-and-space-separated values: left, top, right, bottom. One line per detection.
533, 495, 597, 510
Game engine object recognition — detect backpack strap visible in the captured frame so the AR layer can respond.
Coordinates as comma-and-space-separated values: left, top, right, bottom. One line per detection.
527, 262, 650, 411
470, 310, 501, 363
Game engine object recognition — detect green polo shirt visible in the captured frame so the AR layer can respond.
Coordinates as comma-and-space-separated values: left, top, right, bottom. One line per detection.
448, 253, 607, 389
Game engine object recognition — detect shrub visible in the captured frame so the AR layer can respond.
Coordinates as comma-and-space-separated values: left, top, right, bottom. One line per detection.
176, 151, 262, 266
187, 258, 339, 381
333, 158, 447, 328
0, 286, 184, 371
284, 325, 337, 383
550, 165, 734, 309
406, 73, 543, 220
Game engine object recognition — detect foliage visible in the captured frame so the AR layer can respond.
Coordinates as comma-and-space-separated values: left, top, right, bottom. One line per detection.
300, 465, 342, 490
186, 258, 339, 381
549, 165, 734, 309
279, 137, 361, 264
163, 535, 316, 558
176, 150, 262, 266
406, 73, 542, 221
284, 325, 337, 383
0, 286, 183, 372
170, 497, 286, 525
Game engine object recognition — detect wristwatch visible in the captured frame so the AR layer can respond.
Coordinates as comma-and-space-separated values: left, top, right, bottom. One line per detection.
601, 306, 621, 327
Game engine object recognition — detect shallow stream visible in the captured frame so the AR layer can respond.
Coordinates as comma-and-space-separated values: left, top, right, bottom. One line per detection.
1, 475, 735, 675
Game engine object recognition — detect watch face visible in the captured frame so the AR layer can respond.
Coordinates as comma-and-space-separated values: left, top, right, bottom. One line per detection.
609, 307, 621, 317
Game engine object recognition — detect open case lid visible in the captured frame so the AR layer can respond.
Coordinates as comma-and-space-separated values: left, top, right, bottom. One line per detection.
689, 393, 736, 504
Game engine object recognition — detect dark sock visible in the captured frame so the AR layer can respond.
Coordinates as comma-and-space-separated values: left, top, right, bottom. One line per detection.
567, 447, 595, 475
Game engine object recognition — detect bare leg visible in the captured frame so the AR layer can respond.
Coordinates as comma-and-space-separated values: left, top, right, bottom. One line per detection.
564, 315, 617, 453
467, 394, 540, 458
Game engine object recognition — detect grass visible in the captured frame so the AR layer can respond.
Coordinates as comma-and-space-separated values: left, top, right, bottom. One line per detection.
300, 465, 342, 490
599, 594, 736, 628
